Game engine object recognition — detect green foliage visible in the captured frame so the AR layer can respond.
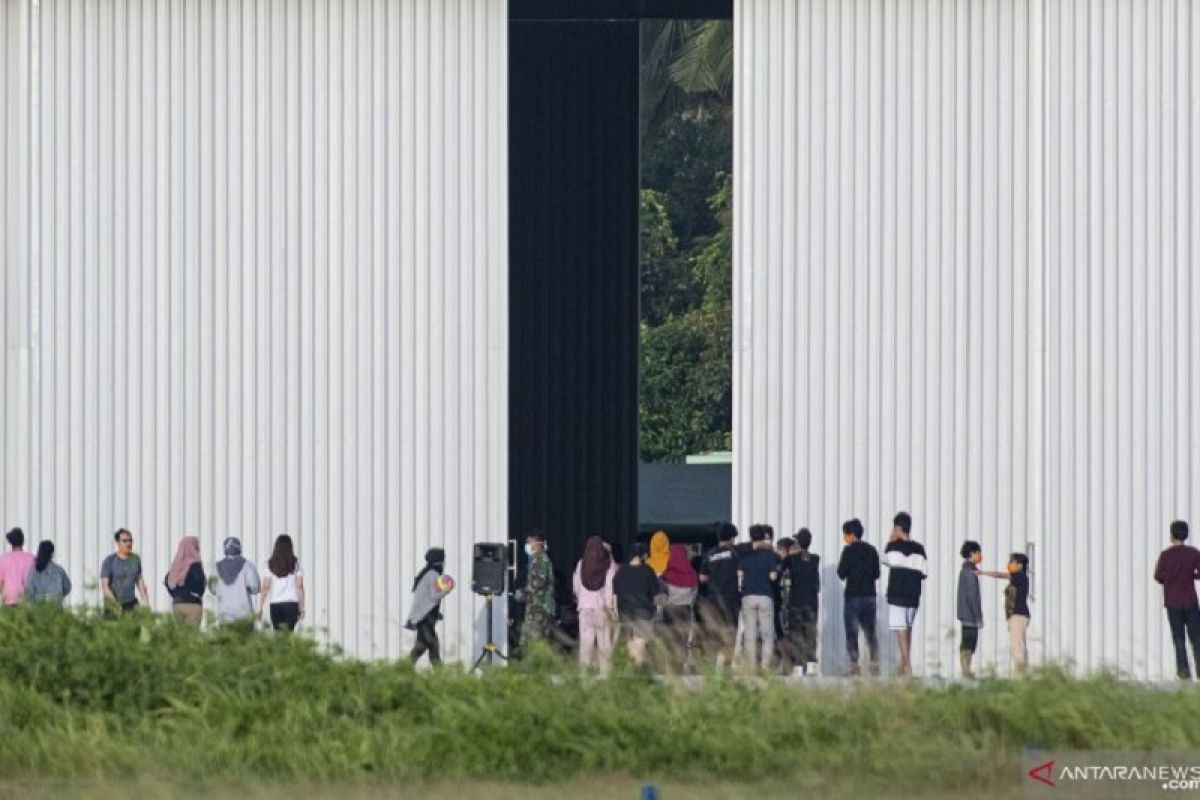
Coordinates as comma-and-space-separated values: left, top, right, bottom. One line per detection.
1, 606, 1199, 792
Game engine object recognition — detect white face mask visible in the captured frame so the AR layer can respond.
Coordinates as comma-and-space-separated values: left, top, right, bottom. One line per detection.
524, 544, 536, 556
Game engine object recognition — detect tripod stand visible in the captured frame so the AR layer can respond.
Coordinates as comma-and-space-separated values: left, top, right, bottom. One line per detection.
471, 592, 509, 670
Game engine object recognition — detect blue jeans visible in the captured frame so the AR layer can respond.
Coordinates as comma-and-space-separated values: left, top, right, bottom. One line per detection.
844, 596, 878, 671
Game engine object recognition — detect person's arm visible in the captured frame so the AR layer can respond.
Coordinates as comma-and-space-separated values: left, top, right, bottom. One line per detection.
836, 547, 849, 580
572, 564, 582, 600
979, 570, 1008, 579
297, 575, 305, 619
137, 575, 150, 608
100, 577, 115, 604
258, 576, 272, 617
62, 568, 72, 598
1153, 552, 1165, 584
246, 563, 261, 595
23, 576, 35, 602
870, 550, 881, 581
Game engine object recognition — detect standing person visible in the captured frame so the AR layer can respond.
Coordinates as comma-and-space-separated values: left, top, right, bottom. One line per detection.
781, 528, 821, 676
698, 523, 741, 665
1154, 520, 1200, 680
164, 535, 206, 628
100, 529, 151, 614
0, 528, 36, 606
573, 535, 617, 672
211, 537, 261, 624
957, 541, 986, 678
660, 543, 699, 672
23, 541, 72, 605
407, 548, 454, 665
258, 534, 305, 631
882, 512, 927, 677
646, 530, 671, 576
772, 535, 794, 671
521, 531, 556, 649
1004, 552, 1032, 676
613, 543, 665, 666
734, 525, 779, 671
837, 519, 880, 676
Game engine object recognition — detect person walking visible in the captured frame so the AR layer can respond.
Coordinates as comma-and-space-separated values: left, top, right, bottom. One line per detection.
781, 528, 820, 676
100, 529, 151, 614
612, 543, 665, 666
407, 548, 454, 665
1004, 552, 1032, 676
882, 512, 927, 677
734, 525, 779, 671
23, 541, 72, 605
698, 523, 741, 665
520, 531, 556, 649
0, 528, 36, 606
660, 543, 699, 672
258, 534, 305, 631
210, 537, 261, 624
1154, 520, 1200, 680
573, 535, 617, 672
164, 535, 206, 627
837, 519, 880, 676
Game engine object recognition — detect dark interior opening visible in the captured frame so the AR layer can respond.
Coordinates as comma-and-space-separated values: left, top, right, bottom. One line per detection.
508, 0, 733, 579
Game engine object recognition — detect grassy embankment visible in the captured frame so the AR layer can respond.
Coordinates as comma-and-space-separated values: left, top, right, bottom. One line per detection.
0, 606, 1194, 798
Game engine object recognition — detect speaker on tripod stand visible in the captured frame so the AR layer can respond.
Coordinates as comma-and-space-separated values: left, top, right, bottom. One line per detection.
471, 543, 508, 669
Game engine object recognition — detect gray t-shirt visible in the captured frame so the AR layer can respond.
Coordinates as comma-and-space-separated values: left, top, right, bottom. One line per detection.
101, 553, 142, 604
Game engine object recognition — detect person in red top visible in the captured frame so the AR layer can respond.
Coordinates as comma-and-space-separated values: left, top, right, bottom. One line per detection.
1154, 520, 1200, 680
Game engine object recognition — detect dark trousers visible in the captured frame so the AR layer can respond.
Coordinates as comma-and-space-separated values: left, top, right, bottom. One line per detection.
410, 618, 442, 665
843, 596, 878, 671
789, 606, 819, 666
1167, 606, 1200, 679
270, 602, 301, 631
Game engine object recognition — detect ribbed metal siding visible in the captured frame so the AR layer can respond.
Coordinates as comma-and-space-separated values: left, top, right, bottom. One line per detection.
0, 0, 508, 662
735, 0, 1199, 680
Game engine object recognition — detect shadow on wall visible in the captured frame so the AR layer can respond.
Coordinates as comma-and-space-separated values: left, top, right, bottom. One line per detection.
818, 564, 899, 677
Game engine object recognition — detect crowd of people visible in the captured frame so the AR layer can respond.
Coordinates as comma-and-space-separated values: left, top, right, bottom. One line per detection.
0, 527, 307, 631
1, 515, 1196, 680
512, 515, 1200, 680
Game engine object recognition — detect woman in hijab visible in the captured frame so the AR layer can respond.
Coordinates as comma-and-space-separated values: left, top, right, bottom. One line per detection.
23, 540, 72, 605
209, 537, 261, 624
660, 543, 700, 672
572, 535, 617, 672
406, 548, 455, 665
647, 530, 671, 576
164, 535, 206, 627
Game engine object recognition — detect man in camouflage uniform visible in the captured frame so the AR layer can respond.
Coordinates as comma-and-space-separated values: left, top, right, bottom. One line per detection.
521, 531, 556, 648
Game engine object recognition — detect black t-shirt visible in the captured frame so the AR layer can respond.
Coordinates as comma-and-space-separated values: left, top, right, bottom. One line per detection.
699, 545, 741, 607
837, 540, 881, 598
739, 548, 778, 598
613, 563, 662, 621
1005, 571, 1030, 618
783, 553, 820, 609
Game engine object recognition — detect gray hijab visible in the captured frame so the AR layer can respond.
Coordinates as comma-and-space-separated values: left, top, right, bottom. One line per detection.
216, 537, 246, 585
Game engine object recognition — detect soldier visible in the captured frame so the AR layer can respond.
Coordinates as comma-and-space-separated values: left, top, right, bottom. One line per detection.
521, 530, 557, 648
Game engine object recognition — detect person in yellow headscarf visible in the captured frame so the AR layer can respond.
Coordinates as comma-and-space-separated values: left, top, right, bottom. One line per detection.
647, 531, 670, 576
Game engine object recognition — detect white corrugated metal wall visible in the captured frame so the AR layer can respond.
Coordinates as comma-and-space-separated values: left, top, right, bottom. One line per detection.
0, 0, 508, 662
735, 0, 1200, 680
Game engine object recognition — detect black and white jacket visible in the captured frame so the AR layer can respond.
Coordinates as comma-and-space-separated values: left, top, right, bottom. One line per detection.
883, 539, 927, 609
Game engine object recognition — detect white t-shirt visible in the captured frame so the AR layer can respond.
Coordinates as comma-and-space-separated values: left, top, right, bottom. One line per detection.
263, 561, 303, 604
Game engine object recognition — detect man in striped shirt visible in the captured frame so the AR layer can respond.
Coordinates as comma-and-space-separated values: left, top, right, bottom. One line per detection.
883, 511, 927, 678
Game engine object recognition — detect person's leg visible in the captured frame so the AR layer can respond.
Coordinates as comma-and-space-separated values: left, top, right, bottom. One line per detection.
1184, 607, 1200, 679
177, 603, 202, 628
734, 602, 752, 667
597, 614, 614, 672
861, 598, 879, 673
578, 608, 597, 665
409, 626, 429, 663
1167, 608, 1190, 679
758, 597, 776, 670
1008, 615, 1028, 676
960, 624, 977, 678
424, 620, 442, 665
844, 598, 862, 674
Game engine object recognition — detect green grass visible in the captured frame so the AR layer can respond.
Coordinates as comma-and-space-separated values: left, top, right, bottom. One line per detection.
0, 605, 1195, 796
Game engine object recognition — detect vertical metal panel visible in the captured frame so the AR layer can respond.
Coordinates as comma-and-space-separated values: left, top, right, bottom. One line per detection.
0, 0, 508, 662
736, 0, 1198, 680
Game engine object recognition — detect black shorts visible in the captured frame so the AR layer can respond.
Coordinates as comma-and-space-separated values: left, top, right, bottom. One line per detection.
270, 602, 301, 631
960, 624, 979, 653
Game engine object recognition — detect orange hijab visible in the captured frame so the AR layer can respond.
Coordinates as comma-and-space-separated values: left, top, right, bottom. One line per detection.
647, 530, 670, 575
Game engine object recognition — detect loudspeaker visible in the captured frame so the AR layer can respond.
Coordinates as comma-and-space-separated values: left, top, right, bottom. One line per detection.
472, 542, 507, 595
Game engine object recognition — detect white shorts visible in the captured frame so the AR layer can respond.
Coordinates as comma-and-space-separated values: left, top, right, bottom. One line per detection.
888, 604, 918, 631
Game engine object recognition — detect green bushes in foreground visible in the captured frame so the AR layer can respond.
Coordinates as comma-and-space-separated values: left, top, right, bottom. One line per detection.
0, 606, 1196, 788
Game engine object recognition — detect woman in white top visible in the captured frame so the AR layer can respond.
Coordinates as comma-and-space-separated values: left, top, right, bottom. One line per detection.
258, 534, 305, 631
